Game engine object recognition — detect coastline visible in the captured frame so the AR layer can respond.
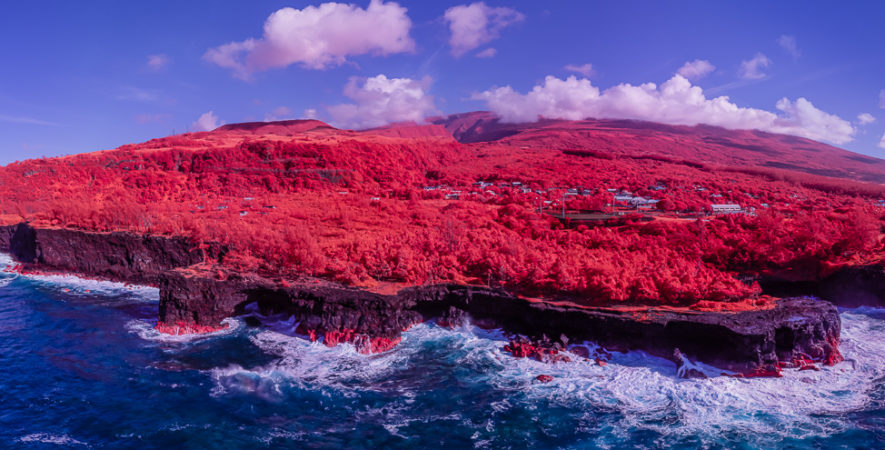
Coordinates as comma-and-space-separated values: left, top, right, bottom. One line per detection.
1, 221, 866, 374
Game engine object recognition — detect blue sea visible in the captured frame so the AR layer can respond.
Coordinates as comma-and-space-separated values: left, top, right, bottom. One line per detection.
0, 254, 883, 449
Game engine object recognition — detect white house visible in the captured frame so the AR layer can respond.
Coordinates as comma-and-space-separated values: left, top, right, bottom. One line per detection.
711, 203, 742, 214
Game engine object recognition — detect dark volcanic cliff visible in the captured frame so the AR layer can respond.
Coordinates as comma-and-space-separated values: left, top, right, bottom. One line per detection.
0, 223, 225, 285
0, 222, 864, 372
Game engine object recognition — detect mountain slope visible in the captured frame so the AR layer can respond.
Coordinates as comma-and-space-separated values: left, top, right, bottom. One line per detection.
432, 112, 885, 183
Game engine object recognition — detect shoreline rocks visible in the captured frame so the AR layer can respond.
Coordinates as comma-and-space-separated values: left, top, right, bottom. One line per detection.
0, 222, 852, 372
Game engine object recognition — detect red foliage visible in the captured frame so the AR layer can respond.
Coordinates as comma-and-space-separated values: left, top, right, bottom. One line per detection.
0, 117, 882, 309
155, 321, 229, 335
536, 374, 554, 383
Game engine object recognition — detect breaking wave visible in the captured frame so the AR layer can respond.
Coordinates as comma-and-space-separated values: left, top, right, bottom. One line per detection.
17, 433, 90, 447
126, 317, 242, 343
208, 312, 885, 446
1, 260, 883, 448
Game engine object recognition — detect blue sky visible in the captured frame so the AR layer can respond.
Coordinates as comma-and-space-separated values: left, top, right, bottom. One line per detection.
1, 1, 884, 164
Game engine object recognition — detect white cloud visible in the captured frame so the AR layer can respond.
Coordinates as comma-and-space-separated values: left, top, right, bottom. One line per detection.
777, 35, 800, 59
327, 74, 438, 129
304, 108, 318, 119
677, 59, 715, 81
739, 53, 772, 80
193, 111, 223, 131
475, 48, 497, 58
473, 74, 857, 145
879, 89, 885, 109
564, 63, 594, 77
265, 106, 294, 122
147, 54, 170, 71
880, 130, 885, 149
205, 0, 414, 78
857, 113, 876, 125
444, 2, 524, 57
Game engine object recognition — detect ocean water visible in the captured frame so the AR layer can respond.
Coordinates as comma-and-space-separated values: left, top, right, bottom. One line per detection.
0, 255, 883, 449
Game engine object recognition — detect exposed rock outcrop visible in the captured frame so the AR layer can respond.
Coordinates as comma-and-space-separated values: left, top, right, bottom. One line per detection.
0, 223, 225, 285
0, 222, 850, 372
758, 265, 885, 308
819, 265, 885, 307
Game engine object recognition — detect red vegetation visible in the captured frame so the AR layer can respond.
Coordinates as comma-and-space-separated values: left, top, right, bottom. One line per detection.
503, 340, 572, 363
295, 323, 401, 354
825, 336, 844, 366
155, 321, 229, 335
0, 113, 882, 310
730, 365, 784, 378
435, 112, 885, 184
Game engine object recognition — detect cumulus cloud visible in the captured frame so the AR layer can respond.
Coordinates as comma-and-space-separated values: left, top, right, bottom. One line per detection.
193, 111, 223, 131
880, 130, 885, 149
564, 63, 594, 77
304, 108, 318, 119
677, 59, 715, 81
205, 0, 414, 78
475, 48, 497, 58
739, 53, 771, 80
327, 74, 438, 129
444, 2, 524, 57
857, 113, 876, 125
147, 54, 170, 71
777, 35, 800, 59
265, 106, 294, 122
472, 74, 856, 145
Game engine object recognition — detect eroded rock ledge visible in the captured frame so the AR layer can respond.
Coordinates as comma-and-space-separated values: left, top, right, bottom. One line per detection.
0, 222, 860, 372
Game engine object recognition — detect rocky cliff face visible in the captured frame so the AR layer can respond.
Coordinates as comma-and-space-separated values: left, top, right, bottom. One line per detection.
758, 266, 885, 308
0, 222, 855, 372
157, 269, 840, 372
819, 266, 885, 307
0, 223, 225, 285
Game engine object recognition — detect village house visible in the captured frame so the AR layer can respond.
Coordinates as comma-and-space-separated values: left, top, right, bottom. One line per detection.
710, 203, 742, 214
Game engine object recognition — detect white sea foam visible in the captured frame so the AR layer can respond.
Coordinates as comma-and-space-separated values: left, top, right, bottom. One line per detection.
0, 252, 159, 301
0, 273, 18, 287
24, 273, 159, 301
18, 433, 90, 447
210, 328, 408, 400
208, 311, 885, 445
126, 317, 241, 343
503, 308, 885, 444
0, 252, 16, 268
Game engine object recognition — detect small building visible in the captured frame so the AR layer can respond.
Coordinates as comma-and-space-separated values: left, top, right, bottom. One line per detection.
711, 203, 742, 214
